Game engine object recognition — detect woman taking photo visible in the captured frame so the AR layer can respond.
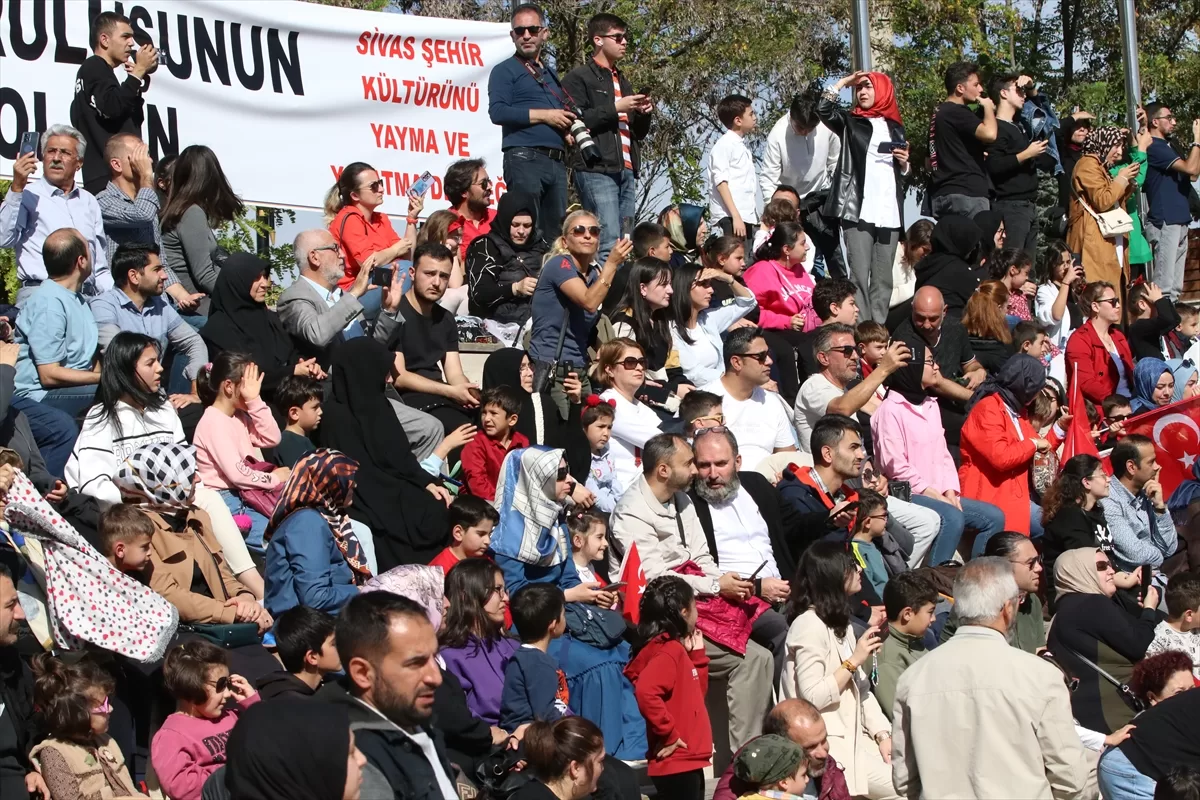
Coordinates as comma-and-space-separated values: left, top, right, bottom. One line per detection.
669, 261, 757, 387
1040, 454, 1116, 608
529, 210, 634, 418
817, 70, 909, 324
510, 718, 608, 800
1047, 547, 1159, 735
1064, 280, 1135, 406
781, 541, 895, 800
263, 449, 371, 619
961, 280, 1014, 374
1033, 241, 1085, 355
1067, 127, 1139, 287
466, 191, 547, 326
596, 339, 665, 497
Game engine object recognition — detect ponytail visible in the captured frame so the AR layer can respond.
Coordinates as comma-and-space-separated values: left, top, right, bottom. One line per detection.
326, 162, 377, 224
754, 220, 804, 263
523, 717, 606, 783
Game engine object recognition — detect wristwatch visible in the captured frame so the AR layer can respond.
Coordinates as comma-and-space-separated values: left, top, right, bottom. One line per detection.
874, 731, 892, 744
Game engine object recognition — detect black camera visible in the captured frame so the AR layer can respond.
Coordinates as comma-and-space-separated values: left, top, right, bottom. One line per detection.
567, 105, 602, 167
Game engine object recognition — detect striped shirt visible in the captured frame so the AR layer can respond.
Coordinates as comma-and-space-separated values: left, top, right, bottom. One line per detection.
611, 69, 632, 170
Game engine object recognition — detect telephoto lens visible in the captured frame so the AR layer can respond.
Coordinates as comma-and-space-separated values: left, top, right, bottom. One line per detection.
570, 119, 602, 167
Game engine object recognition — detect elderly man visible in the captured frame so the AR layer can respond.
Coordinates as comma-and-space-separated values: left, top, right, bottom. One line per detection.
611, 432, 775, 752
892, 558, 1098, 799
0, 125, 112, 304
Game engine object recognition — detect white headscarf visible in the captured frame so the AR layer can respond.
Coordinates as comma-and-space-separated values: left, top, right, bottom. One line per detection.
490, 446, 569, 567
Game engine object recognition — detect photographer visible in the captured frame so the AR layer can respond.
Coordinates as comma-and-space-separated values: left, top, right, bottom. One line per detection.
562, 13, 652, 265
71, 11, 158, 195
488, 3, 574, 240
986, 74, 1055, 256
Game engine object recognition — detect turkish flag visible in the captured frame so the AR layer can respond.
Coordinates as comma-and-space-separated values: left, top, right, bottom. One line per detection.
1062, 363, 1101, 466
1123, 394, 1200, 498
617, 542, 647, 625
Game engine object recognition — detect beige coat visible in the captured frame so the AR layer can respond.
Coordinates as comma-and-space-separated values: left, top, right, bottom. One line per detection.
1067, 155, 1136, 288
892, 625, 1098, 800
779, 609, 891, 797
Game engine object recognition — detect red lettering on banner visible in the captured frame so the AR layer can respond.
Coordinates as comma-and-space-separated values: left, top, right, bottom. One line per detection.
357, 30, 417, 60
443, 131, 470, 156
419, 37, 486, 68
360, 75, 480, 111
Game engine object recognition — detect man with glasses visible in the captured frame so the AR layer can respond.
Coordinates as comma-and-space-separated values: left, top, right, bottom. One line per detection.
488, 2, 575, 240
562, 13, 652, 265
700, 327, 798, 470
1143, 104, 1200, 301
443, 159, 495, 261
795, 322, 909, 454
940, 532, 1047, 654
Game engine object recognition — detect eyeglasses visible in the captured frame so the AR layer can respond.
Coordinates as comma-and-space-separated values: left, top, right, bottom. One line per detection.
1095, 297, 1120, 307
489, 584, 510, 599
693, 425, 730, 438
1154, 114, 1176, 122
866, 513, 888, 521
472, 178, 492, 189
1107, 413, 1131, 423
570, 225, 602, 237
91, 696, 112, 715
617, 356, 648, 370
824, 345, 857, 357
599, 33, 629, 43
361, 180, 384, 192
737, 350, 771, 364
556, 464, 569, 481
311, 244, 340, 254
1095, 559, 1114, 572
1012, 554, 1043, 569
206, 676, 231, 693
512, 25, 544, 37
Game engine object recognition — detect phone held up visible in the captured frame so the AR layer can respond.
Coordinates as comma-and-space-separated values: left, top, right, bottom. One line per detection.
371, 265, 394, 288
19, 131, 39, 159
410, 170, 434, 198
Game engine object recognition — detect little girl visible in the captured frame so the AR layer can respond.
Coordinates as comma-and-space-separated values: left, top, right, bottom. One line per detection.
623, 575, 711, 800
152, 640, 260, 800
569, 510, 616, 609
582, 397, 618, 512
30, 654, 148, 800
194, 352, 289, 553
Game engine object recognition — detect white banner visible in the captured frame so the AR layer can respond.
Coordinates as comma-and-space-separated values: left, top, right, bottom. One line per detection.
0, 0, 512, 216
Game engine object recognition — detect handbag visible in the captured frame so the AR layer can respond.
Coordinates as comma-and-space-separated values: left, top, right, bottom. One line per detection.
181, 622, 261, 649
1056, 643, 1146, 713
1075, 191, 1134, 238
564, 602, 627, 649
240, 457, 284, 519
473, 744, 534, 799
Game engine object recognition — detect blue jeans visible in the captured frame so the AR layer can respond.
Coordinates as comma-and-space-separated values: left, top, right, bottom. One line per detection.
219, 489, 269, 554
358, 287, 383, 322
179, 312, 207, 332
969, 500, 1043, 558
1098, 746, 1156, 800
574, 168, 637, 265
910, 494, 1006, 564
503, 147, 569, 242
10, 387, 97, 479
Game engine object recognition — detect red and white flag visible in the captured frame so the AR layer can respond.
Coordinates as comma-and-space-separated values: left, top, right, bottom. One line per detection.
1061, 363, 1101, 466
617, 542, 647, 625
1121, 394, 1200, 499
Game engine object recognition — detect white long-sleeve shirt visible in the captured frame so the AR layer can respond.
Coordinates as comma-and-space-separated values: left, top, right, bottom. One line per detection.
671, 295, 757, 386
65, 400, 186, 506
758, 114, 840, 202
0, 177, 112, 291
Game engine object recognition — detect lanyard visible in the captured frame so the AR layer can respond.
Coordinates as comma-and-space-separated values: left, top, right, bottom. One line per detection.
518, 57, 576, 112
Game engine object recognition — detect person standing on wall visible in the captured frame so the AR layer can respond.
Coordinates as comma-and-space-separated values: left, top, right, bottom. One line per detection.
986, 74, 1054, 257
927, 62, 997, 220
488, 3, 574, 241
562, 12, 653, 266
1143, 104, 1200, 301
71, 11, 159, 196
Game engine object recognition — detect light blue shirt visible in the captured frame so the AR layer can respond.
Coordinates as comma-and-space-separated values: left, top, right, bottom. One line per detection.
0, 177, 112, 291
89, 287, 208, 380
300, 276, 363, 335
14, 280, 99, 400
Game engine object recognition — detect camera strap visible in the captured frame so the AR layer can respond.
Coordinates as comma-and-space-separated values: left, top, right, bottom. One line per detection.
519, 56, 577, 113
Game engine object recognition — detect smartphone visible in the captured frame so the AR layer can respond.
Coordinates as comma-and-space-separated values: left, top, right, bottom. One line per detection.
370, 265, 393, 287
410, 170, 434, 198
599, 582, 627, 592
18, 131, 39, 158
1140, 564, 1153, 601
747, 559, 769, 581
620, 216, 634, 241
878, 141, 906, 153
839, 501, 861, 516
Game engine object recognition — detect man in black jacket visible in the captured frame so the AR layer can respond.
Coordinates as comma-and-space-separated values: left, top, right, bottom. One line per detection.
320, 592, 463, 800
562, 13, 652, 265
0, 562, 46, 800
986, 74, 1054, 256
70, 12, 158, 195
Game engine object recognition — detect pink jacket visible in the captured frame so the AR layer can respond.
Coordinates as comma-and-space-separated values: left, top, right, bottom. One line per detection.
673, 561, 768, 655
870, 391, 960, 495
151, 694, 261, 800
194, 398, 283, 493
743, 259, 819, 331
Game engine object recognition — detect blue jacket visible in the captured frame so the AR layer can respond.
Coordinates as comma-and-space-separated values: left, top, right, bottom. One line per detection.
499, 645, 571, 731
264, 508, 360, 617
487, 55, 567, 150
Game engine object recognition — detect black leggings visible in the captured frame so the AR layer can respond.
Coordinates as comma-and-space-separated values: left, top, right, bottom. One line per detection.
650, 769, 706, 800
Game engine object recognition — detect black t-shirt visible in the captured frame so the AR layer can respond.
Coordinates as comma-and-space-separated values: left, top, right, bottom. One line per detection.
931, 102, 990, 199
1119, 685, 1200, 779
894, 318, 975, 380
70, 55, 146, 191
392, 295, 459, 382
988, 119, 1040, 201
710, 279, 760, 324
274, 430, 316, 469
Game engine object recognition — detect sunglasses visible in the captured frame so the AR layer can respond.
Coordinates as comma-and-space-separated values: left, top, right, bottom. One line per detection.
599, 32, 629, 43
512, 25, 544, 37
865, 512, 888, 521
692, 413, 725, 426
693, 425, 730, 438
206, 676, 231, 693
472, 178, 492, 189
1013, 554, 1043, 569
824, 345, 857, 357
361, 180, 384, 192
1096, 559, 1114, 572
1107, 413, 1131, 423
737, 350, 771, 364
570, 225, 602, 237
91, 696, 112, 715
618, 356, 648, 370
1095, 297, 1120, 307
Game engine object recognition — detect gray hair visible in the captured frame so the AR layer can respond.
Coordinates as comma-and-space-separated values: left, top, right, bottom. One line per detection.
41, 124, 86, 160
814, 322, 856, 354
952, 557, 1020, 625
293, 229, 333, 271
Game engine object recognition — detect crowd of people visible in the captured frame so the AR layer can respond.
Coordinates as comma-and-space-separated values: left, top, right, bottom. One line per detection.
1, 4, 1200, 800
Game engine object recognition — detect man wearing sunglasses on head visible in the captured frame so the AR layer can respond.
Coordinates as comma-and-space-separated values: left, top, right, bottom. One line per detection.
562, 12, 652, 265
488, 2, 575, 240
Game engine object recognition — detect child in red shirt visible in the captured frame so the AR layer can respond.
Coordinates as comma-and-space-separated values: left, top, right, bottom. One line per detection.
430, 496, 509, 628
461, 386, 528, 500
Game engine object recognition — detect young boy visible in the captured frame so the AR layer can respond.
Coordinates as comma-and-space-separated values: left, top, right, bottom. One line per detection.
1144, 572, 1200, 679
731, 734, 810, 800
1126, 281, 1181, 360
874, 571, 939, 719
1097, 394, 1134, 448
855, 321, 889, 377
581, 399, 618, 512
255, 605, 340, 699
849, 489, 891, 598
461, 385, 529, 501
98, 503, 155, 575
272, 376, 323, 468
679, 390, 723, 441
499, 583, 572, 732
1013, 321, 1050, 362
1166, 302, 1200, 359
707, 94, 759, 249
429, 495, 499, 575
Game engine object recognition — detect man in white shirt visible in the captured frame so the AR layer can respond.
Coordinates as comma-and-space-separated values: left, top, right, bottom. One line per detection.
701, 327, 797, 470
707, 94, 760, 250
0, 124, 112, 305
759, 93, 846, 279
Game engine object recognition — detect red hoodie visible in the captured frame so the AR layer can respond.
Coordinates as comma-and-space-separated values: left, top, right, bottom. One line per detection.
623, 633, 712, 777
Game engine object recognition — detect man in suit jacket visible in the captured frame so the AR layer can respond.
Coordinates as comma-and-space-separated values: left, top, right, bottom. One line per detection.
892, 557, 1098, 800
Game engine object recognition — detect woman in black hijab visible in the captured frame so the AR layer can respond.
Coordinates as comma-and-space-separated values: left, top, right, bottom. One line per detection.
914, 215, 983, 320
199, 254, 323, 398
465, 191, 547, 325
316, 337, 450, 570
225, 699, 365, 800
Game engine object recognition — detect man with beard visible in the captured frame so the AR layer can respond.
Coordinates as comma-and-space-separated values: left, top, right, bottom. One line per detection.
892, 558, 1098, 800
940, 531, 1047, 654
777, 414, 865, 536
320, 591, 460, 800
0, 558, 48, 800
444, 159, 496, 260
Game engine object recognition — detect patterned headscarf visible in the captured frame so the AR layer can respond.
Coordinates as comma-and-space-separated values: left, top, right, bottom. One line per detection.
490, 447, 570, 567
1081, 126, 1125, 159
265, 449, 371, 583
115, 442, 198, 512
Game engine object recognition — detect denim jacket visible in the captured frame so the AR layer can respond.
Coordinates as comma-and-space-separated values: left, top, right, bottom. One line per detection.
1021, 95, 1064, 176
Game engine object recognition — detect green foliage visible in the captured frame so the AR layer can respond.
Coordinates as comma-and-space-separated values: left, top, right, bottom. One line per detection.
216, 207, 297, 304
0, 180, 15, 304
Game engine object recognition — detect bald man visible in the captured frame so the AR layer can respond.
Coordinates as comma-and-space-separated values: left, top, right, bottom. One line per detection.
714, 698, 852, 800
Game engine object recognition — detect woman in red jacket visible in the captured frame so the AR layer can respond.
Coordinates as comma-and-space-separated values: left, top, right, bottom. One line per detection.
1065, 280, 1134, 406
624, 575, 711, 800
959, 354, 1060, 550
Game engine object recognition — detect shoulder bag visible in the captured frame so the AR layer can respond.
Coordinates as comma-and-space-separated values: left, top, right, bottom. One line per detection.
1075, 190, 1133, 238
1056, 643, 1145, 713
